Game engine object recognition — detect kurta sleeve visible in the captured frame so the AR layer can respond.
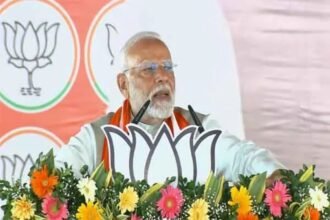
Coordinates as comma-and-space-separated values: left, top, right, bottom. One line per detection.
55, 124, 98, 177
202, 115, 285, 182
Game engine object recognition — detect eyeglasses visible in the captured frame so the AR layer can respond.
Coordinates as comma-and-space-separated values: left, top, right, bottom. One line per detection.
123, 60, 177, 75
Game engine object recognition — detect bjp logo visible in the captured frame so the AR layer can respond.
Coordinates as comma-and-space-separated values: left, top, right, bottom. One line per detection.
0, 127, 63, 183
2, 21, 59, 96
103, 124, 222, 184
1, 0, 79, 113
1, 154, 34, 183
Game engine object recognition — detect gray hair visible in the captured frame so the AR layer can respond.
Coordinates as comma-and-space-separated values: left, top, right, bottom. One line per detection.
118, 31, 162, 72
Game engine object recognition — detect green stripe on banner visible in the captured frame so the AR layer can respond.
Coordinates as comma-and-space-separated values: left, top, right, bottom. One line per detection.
0, 83, 71, 111
94, 81, 109, 102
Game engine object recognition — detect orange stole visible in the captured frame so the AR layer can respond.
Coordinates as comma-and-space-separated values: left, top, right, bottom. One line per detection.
101, 99, 189, 170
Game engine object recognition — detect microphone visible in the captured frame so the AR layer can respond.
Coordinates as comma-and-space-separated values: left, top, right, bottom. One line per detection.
131, 100, 151, 124
188, 105, 205, 133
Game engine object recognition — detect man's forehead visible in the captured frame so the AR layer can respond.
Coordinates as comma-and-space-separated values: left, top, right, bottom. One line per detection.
129, 37, 167, 49
126, 38, 172, 65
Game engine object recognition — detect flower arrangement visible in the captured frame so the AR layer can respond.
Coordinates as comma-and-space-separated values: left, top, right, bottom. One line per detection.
1, 150, 330, 220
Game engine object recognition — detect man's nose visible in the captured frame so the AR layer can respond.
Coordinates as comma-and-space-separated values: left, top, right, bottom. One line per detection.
154, 67, 172, 83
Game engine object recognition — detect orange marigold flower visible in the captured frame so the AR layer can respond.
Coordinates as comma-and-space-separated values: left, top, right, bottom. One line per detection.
31, 165, 58, 198
237, 212, 259, 220
304, 207, 320, 220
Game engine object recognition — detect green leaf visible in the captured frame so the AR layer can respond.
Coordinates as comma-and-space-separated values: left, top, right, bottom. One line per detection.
203, 172, 225, 204
91, 162, 112, 188
215, 176, 225, 204
248, 172, 266, 203
289, 202, 300, 213
299, 165, 314, 183
34, 215, 46, 220
116, 214, 129, 220
294, 199, 311, 219
140, 183, 164, 205
139, 177, 175, 206
204, 172, 213, 196
42, 149, 55, 172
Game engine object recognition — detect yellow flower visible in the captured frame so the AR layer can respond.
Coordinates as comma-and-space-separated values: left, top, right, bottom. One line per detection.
118, 186, 139, 214
11, 195, 35, 220
228, 186, 252, 215
188, 198, 209, 220
76, 201, 103, 220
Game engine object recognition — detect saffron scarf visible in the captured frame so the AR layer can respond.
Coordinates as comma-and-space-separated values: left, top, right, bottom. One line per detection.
102, 99, 189, 170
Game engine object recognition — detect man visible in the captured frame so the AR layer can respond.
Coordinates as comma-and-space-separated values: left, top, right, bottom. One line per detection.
55, 31, 284, 182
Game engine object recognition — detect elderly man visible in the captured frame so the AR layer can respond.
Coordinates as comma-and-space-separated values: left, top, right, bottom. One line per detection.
55, 31, 284, 182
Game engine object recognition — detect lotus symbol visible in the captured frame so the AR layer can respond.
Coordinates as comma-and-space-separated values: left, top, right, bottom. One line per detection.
1, 154, 34, 183
103, 124, 222, 184
2, 21, 60, 96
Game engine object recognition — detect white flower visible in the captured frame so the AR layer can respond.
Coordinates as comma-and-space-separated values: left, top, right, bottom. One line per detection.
77, 177, 97, 202
309, 187, 330, 212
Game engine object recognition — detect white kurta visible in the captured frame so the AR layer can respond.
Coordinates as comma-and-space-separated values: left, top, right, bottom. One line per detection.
55, 114, 284, 182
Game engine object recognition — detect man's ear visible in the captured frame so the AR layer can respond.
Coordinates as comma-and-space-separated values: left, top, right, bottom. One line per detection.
117, 73, 129, 98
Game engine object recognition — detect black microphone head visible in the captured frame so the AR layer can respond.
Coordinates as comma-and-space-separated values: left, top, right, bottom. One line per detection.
187, 104, 205, 133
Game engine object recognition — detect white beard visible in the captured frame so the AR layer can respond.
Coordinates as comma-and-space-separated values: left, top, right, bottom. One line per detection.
128, 82, 175, 119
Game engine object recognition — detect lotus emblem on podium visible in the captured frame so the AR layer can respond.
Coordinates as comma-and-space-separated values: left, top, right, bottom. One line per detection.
102, 124, 222, 184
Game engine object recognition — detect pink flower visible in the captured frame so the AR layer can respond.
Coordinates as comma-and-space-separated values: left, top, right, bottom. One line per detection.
264, 180, 291, 217
156, 185, 184, 219
42, 195, 68, 220
131, 213, 142, 220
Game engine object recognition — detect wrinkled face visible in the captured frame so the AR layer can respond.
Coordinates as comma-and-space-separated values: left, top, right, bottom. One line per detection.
125, 38, 176, 120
